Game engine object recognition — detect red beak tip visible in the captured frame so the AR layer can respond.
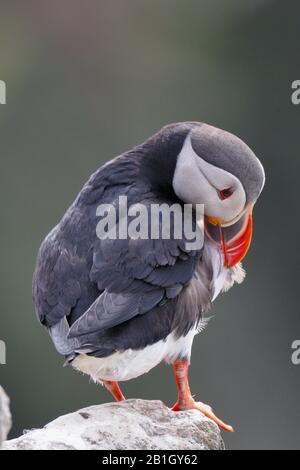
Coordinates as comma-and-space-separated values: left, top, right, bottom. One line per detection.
222, 214, 253, 268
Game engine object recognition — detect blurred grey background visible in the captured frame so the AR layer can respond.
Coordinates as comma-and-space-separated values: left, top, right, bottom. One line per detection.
0, 0, 299, 450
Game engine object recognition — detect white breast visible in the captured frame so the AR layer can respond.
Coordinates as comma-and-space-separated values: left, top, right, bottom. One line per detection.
205, 241, 246, 301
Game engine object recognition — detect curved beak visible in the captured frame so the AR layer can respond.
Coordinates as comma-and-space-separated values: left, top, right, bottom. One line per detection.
205, 206, 253, 268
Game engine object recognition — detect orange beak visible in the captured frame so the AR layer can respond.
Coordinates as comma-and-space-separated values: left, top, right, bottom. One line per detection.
205, 207, 253, 269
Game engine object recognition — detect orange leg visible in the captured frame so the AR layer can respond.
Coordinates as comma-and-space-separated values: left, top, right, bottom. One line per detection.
171, 360, 234, 433
103, 380, 125, 402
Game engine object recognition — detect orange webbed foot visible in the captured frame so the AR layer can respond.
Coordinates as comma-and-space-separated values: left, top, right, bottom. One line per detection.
172, 399, 234, 433
171, 360, 234, 433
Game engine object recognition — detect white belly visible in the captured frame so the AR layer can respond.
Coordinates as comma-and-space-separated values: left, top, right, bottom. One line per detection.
72, 326, 199, 382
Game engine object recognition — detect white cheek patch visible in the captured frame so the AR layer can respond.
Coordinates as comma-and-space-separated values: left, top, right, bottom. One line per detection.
173, 134, 246, 222
173, 134, 214, 204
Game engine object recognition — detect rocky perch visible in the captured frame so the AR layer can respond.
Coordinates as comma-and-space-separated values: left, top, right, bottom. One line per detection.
2, 399, 224, 450
0, 387, 12, 448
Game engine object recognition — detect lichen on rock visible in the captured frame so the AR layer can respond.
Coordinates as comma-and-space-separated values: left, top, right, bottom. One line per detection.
0, 386, 12, 448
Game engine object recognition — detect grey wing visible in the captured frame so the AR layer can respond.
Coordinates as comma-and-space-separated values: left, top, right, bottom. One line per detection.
33, 229, 84, 328
32, 152, 140, 330
69, 209, 203, 338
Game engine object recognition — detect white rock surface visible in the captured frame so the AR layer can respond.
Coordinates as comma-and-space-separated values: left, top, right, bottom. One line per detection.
0, 386, 12, 447
2, 399, 224, 450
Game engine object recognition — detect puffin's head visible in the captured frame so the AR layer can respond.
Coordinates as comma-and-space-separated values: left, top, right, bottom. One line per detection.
171, 122, 265, 268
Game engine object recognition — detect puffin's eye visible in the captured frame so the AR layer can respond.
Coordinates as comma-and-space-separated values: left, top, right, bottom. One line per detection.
218, 188, 233, 200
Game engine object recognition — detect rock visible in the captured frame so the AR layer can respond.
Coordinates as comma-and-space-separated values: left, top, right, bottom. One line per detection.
0, 387, 12, 447
2, 399, 224, 450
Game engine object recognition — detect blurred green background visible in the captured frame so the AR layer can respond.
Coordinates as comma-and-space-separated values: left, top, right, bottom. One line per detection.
1, 0, 300, 450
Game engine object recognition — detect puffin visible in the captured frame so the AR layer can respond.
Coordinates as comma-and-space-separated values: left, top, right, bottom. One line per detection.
33, 122, 265, 432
